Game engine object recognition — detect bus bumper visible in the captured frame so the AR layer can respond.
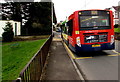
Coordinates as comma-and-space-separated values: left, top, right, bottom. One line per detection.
75, 43, 115, 52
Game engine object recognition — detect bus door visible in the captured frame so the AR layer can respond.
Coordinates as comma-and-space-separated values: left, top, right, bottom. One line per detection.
67, 19, 75, 50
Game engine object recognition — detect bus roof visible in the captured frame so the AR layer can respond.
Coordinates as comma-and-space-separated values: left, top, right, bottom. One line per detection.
74, 9, 111, 12
68, 9, 112, 20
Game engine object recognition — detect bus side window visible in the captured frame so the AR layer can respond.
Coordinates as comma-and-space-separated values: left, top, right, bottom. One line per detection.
67, 19, 73, 36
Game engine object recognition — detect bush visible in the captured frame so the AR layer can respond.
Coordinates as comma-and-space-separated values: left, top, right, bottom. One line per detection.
114, 24, 119, 28
2, 22, 14, 42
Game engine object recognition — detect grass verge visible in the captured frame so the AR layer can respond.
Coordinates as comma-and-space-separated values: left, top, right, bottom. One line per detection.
2, 39, 47, 80
114, 28, 120, 33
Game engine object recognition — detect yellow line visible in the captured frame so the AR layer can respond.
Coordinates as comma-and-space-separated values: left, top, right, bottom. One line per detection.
63, 42, 120, 59
108, 54, 119, 56
63, 42, 93, 60
62, 33, 68, 40
53, 38, 62, 41
75, 57, 93, 59
118, 53, 120, 55
63, 42, 76, 59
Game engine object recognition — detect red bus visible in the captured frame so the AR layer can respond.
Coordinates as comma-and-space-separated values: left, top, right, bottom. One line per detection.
61, 9, 115, 52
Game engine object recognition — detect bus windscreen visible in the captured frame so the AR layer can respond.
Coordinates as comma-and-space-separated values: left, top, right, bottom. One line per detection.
79, 10, 111, 30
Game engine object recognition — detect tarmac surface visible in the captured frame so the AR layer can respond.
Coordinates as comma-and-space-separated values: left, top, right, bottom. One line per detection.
45, 32, 80, 80
44, 32, 120, 81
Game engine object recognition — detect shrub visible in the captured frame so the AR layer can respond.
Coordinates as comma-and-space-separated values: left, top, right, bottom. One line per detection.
114, 24, 119, 28
2, 22, 14, 42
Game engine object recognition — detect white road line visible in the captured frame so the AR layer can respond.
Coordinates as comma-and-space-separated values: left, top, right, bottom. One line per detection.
70, 57, 86, 82
62, 41, 86, 81
112, 50, 119, 54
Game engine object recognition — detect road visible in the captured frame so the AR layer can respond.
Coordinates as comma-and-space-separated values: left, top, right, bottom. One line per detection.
70, 41, 119, 81
75, 51, 119, 80
74, 40, 120, 81
54, 31, 120, 81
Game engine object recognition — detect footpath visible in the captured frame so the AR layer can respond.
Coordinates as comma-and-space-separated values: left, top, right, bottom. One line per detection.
44, 32, 81, 80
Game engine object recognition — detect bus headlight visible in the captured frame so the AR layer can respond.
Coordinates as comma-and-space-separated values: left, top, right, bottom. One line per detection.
76, 37, 81, 47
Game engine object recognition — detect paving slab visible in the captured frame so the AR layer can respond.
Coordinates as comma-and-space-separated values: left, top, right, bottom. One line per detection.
45, 38, 80, 80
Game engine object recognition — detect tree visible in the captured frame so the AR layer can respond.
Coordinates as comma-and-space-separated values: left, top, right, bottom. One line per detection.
2, 2, 56, 35
114, 24, 119, 28
27, 2, 52, 35
2, 22, 14, 42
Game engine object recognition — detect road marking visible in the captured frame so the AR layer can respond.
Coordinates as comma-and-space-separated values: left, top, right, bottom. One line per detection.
62, 41, 86, 81
75, 57, 93, 59
63, 42, 93, 60
117, 53, 120, 55
108, 54, 119, 56
69, 56, 86, 81
112, 50, 119, 54
63, 42, 76, 59
63, 41, 120, 60
53, 38, 62, 41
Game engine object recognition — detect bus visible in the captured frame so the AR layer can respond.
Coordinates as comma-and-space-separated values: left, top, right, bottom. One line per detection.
61, 9, 115, 52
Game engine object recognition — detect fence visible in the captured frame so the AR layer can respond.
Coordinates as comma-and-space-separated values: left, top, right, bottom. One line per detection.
16, 35, 52, 82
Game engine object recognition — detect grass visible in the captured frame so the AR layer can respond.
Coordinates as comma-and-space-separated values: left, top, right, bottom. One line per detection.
114, 27, 120, 33
2, 39, 47, 80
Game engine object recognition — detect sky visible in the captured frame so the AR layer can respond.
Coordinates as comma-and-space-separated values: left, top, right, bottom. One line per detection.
52, 0, 120, 23
1, 0, 120, 23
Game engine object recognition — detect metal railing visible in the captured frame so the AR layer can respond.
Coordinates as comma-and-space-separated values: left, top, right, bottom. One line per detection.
16, 35, 52, 82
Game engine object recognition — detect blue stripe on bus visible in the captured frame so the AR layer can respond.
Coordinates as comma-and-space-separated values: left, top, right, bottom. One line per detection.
75, 43, 115, 52
63, 38, 115, 52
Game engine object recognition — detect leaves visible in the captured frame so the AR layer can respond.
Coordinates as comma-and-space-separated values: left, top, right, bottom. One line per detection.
2, 22, 14, 42
2, 2, 55, 35
3, 22, 13, 32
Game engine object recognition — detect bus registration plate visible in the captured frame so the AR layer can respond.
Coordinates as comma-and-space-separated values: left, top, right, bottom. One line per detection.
92, 44, 101, 47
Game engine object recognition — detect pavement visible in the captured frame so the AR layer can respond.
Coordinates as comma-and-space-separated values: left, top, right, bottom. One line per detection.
44, 32, 120, 81
115, 40, 120, 53
45, 32, 80, 80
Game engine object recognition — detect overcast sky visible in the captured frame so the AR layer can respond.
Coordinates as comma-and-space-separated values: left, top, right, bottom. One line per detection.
52, 0, 120, 23
1, 0, 120, 23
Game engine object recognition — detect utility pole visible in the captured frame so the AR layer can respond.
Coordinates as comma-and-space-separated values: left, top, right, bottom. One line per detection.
85, 0, 86, 9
